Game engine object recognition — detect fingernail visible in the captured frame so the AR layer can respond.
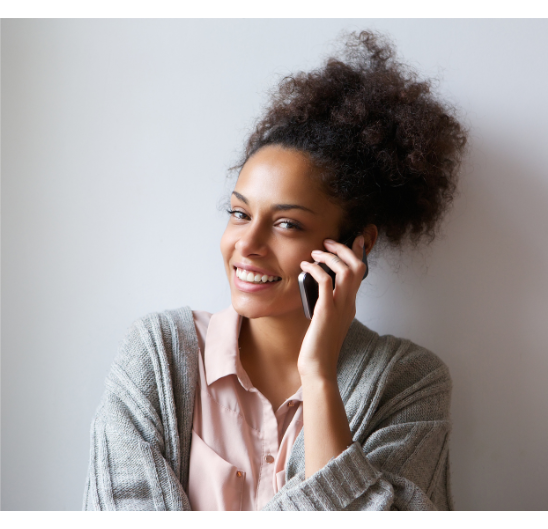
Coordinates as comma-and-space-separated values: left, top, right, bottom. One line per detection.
357, 236, 365, 248
324, 239, 335, 244
311, 250, 322, 255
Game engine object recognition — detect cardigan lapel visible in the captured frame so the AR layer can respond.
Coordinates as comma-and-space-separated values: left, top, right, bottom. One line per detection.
168, 305, 201, 493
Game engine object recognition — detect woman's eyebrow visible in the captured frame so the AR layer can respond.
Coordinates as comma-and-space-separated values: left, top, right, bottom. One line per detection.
231, 191, 317, 214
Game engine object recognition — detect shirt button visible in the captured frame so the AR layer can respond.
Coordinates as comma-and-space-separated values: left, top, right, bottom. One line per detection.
264, 454, 274, 464
288, 400, 294, 407
236, 471, 243, 478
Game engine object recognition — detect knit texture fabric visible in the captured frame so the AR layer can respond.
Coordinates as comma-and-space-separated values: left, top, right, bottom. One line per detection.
83, 306, 453, 511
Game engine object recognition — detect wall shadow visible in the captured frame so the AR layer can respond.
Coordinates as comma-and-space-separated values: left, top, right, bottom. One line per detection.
357, 139, 548, 510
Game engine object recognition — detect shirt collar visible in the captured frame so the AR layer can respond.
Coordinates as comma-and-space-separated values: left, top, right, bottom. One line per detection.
203, 305, 254, 390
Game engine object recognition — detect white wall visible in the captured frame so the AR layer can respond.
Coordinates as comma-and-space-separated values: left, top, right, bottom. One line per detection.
2, 19, 548, 510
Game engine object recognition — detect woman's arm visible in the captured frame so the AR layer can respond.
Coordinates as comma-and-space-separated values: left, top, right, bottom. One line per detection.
260, 235, 452, 510
262, 349, 453, 511
297, 236, 369, 477
301, 375, 353, 479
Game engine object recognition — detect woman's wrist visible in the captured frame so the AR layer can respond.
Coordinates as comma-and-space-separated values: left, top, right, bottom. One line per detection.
301, 370, 352, 478
297, 349, 339, 382
299, 370, 338, 388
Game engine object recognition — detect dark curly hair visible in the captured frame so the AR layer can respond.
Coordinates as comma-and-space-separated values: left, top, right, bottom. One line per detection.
230, 30, 468, 248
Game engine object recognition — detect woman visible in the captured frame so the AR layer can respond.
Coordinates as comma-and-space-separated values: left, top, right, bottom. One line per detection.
84, 31, 467, 511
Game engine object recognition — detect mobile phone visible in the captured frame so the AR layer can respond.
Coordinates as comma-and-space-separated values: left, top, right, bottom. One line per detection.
298, 234, 368, 320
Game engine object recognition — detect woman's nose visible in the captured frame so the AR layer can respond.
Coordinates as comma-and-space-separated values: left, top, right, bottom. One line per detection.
235, 227, 268, 257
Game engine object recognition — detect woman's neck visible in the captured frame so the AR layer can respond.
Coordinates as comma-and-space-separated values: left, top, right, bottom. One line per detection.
237, 308, 309, 408
238, 307, 310, 372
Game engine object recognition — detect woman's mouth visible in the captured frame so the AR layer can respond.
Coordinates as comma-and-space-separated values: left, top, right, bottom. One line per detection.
235, 267, 281, 284
233, 267, 281, 292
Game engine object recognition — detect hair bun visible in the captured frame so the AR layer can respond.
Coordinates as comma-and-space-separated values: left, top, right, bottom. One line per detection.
233, 30, 468, 247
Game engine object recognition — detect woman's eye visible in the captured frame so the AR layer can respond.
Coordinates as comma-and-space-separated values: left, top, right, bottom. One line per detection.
277, 220, 302, 231
226, 208, 249, 221
226, 208, 302, 231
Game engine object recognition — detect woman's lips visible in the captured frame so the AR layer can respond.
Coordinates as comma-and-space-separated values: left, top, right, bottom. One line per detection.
232, 262, 279, 278
233, 269, 280, 292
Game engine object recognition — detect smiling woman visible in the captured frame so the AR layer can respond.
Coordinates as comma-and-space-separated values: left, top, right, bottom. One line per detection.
84, 30, 467, 511
221, 146, 350, 319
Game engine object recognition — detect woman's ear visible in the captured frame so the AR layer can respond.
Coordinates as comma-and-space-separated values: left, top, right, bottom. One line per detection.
361, 224, 378, 255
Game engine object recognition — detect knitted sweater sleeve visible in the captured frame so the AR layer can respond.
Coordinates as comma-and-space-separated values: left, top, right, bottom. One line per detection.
261, 341, 453, 511
83, 312, 195, 511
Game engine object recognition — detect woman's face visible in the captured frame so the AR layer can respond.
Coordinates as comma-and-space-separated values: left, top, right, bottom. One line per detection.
220, 144, 346, 320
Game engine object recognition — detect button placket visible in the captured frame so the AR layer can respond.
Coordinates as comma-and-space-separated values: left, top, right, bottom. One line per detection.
256, 394, 282, 509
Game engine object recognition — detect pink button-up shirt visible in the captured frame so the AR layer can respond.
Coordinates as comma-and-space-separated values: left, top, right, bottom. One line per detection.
187, 305, 304, 511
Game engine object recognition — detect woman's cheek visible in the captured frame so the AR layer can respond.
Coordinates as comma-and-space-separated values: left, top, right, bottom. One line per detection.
219, 230, 234, 267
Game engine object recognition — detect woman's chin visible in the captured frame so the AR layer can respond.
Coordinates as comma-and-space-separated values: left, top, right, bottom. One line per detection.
231, 294, 303, 321
231, 296, 273, 319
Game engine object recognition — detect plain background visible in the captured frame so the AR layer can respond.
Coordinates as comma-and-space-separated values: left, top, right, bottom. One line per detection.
2, 18, 548, 511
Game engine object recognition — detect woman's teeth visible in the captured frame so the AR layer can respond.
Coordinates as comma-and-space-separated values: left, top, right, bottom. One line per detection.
236, 268, 281, 284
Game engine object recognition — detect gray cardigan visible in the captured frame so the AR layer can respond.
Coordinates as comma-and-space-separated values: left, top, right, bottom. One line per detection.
83, 306, 453, 510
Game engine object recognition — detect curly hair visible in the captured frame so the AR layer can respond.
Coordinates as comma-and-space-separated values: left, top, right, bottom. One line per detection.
230, 30, 468, 248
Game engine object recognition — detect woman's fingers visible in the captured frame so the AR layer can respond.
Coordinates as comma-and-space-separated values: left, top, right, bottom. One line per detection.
300, 236, 367, 314
324, 237, 366, 277
306, 253, 352, 297
300, 261, 336, 309
310, 237, 366, 286
310, 249, 349, 278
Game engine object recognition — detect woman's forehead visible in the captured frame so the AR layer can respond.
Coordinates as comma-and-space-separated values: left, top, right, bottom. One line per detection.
235, 146, 331, 209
